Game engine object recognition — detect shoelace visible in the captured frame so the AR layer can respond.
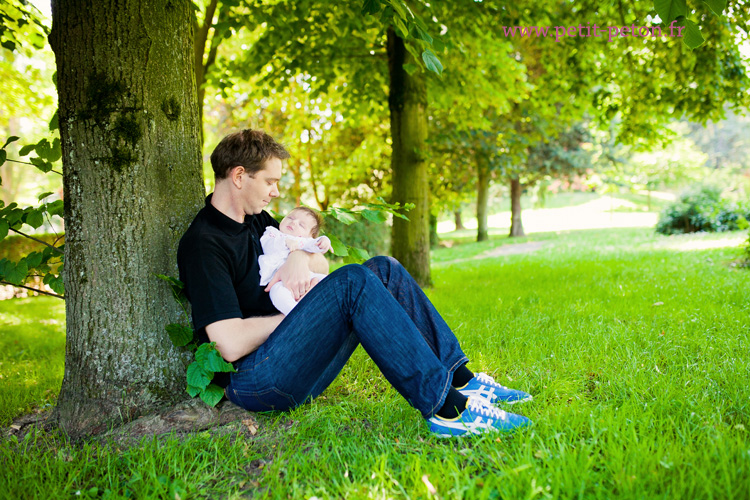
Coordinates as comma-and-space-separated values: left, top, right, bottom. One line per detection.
475, 372, 508, 389
466, 397, 509, 421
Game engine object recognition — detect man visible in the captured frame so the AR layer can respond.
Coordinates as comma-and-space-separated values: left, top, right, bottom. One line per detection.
178, 130, 533, 437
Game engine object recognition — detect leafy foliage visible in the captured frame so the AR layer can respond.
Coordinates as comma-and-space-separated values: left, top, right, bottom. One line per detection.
0, 135, 64, 297
156, 274, 236, 408
655, 185, 750, 235
321, 199, 412, 264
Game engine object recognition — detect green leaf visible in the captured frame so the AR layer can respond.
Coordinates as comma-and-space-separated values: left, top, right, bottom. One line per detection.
680, 18, 705, 49
199, 383, 225, 407
403, 63, 418, 76
43, 273, 65, 295
25, 209, 44, 229
326, 233, 349, 257
186, 385, 201, 397
49, 138, 62, 162
327, 208, 358, 225
30, 157, 53, 173
2, 260, 28, 285
2, 136, 19, 149
26, 252, 43, 269
0, 150, 5, 167
0, 220, 8, 241
166, 323, 194, 347
654, 0, 687, 22
35, 139, 52, 161
361, 0, 381, 15
49, 111, 59, 131
18, 144, 35, 156
186, 361, 212, 390
361, 209, 387, 223
413, 25, 433, 44
46, 200, 64, 217
195, 343, 236, 372
422, 49, 443, 76
344, 246, 370, 264
37, 192, 53, 201
702, 0, 726, 16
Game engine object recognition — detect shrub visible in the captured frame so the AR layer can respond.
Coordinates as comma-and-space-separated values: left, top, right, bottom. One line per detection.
656, 185, 750, 235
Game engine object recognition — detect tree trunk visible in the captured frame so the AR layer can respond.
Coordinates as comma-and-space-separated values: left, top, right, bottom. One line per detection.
429, 212, 439, 249
387, 27, 431, 287
454, 210, 465, 231
476, 160, 490, 242
50, 0, 204, 437
509, 177, 525, 237
193, 0, 219, 144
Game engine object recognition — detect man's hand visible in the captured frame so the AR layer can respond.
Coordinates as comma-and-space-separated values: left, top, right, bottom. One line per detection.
265, 250, 312, 301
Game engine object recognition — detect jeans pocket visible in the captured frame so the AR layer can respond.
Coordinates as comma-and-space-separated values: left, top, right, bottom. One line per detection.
230, 387, 297, 412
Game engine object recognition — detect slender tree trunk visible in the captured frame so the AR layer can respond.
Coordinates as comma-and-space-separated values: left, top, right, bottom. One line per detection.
50, 0, 204, 437
454, 210, 465, 231
476, 160, 490, 242
429, 212, 439, 249
509, 177, 525, 237
387, 27, 431, 287
193, 0, 219, 144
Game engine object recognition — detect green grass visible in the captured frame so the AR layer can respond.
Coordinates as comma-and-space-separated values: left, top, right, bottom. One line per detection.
2, 228, 750, 499
0, 296, 65, 426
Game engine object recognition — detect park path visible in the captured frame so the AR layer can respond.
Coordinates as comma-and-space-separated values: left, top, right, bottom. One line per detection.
436, 240, 550, 267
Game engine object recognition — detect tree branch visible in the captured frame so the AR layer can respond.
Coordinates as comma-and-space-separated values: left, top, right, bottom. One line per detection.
4, 159, 62, 175
9, 228, 65, 254
0, 280, 64, 299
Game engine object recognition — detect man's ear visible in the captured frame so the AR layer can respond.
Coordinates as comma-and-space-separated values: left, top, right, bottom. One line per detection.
229, 166, 245, 188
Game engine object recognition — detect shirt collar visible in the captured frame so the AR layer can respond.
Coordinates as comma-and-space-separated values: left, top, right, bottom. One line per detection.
204, 193, 258, 236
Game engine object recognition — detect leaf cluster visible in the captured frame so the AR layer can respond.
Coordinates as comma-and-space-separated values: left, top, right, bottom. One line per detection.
156, 274, 237, 408
321, 198, 412, 263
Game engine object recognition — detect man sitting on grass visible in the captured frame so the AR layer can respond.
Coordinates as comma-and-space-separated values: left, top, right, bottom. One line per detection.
177, 129, 533, 437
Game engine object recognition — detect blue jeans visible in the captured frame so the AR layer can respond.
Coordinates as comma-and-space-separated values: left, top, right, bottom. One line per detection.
225, 256, 469, 418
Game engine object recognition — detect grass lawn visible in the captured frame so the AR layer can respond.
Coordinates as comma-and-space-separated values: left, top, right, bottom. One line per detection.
2, 227, 749, 499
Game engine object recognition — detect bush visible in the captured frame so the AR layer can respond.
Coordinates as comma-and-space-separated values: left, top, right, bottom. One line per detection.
323, 216, 391, 259
656, 185, 750, 235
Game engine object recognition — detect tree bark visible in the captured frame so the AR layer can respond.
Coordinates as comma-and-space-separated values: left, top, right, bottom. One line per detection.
476, 159, 490, 242
454, 211, 465, 231
50, 0, 204, 437
387, 27, 431, 287
509, 177, 525, 237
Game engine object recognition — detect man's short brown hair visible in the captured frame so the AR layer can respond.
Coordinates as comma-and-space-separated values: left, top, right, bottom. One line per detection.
210, 129, 290, 180
291, 207, 323, 238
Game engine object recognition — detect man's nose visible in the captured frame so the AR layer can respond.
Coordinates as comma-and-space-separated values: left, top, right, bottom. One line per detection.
270, 185, 279, 197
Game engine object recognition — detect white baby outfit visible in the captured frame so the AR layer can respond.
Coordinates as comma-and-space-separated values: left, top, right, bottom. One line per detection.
259, 226, 330, 315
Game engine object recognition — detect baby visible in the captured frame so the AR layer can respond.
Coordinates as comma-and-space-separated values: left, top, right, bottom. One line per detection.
259, 207, 331, 315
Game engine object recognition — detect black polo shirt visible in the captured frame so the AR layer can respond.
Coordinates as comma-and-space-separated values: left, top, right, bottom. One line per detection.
177, 194, 280, 345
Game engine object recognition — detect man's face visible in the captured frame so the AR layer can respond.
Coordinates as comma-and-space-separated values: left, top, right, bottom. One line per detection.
242, 158, 281, 215
279, 210, 316, 238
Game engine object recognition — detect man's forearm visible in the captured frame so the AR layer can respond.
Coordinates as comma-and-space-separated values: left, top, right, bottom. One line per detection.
206, 314, 284, 362
307, 251, 329, 274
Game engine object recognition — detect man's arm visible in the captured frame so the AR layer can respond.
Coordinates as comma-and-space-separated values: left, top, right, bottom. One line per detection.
206, 314, 285, 362
264, 250, 329, 300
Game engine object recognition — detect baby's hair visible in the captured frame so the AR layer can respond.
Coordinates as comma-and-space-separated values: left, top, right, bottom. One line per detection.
291, 207, 323, 238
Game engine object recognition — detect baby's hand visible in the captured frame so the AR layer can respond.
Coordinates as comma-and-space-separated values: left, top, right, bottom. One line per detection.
317, 237, 332, 253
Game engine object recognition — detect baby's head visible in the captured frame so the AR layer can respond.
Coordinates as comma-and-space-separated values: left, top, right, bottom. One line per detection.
279, 207, 322, 238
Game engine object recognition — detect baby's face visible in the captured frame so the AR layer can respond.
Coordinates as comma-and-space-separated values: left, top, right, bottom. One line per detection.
280, 210, 316, 238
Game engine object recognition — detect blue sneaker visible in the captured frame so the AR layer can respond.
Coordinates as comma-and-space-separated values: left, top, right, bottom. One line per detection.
427, 397, 531, 438
458, 372, 533, 405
